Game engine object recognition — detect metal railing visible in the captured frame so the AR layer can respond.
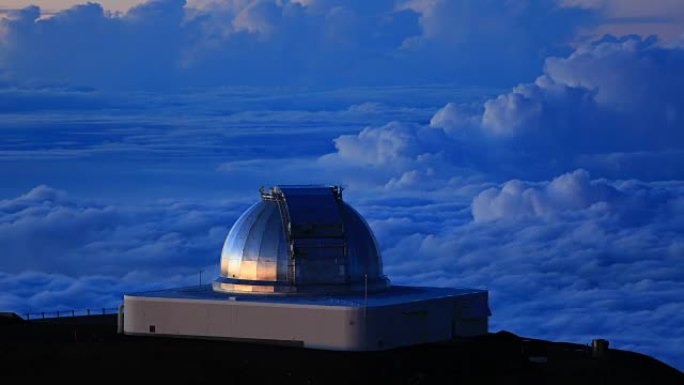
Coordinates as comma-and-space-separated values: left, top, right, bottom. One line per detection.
24, 307, 119, 320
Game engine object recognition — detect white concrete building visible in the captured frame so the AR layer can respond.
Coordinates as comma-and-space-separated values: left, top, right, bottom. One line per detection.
122, 185, 489, 351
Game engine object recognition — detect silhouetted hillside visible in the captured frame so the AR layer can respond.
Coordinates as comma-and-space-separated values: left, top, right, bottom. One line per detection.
0, 314, 682, 384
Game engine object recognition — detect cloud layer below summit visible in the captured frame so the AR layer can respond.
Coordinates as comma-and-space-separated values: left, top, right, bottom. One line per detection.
1, 0, 683, 371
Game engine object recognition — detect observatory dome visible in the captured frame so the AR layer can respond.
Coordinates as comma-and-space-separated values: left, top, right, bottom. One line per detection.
213, 186, 390, 295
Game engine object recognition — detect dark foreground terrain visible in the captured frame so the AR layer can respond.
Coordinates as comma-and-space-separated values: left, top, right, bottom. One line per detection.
0, 314, 682, 384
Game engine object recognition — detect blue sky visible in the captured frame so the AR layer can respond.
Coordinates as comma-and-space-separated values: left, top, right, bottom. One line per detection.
1, 0, 684, 370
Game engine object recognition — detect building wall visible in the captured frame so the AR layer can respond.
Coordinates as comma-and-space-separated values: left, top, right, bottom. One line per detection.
363, 292, 489, 350
123, 292, 488, 351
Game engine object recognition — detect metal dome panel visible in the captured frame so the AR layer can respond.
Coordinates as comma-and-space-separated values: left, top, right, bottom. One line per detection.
219, 201, 289, 286
214, 185, 389, 295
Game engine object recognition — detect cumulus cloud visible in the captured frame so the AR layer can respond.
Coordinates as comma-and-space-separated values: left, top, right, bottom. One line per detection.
315, 36, 683, 189
330, 122, 423, 168
318, 120, 485, 193
0, 1, 186, 89
448, 35, 684, 138
1, 0, 681, 90
0, 0, 595, 89
397, 0, 592, 83
471, 169, 619, 222
427, 35, 684, 180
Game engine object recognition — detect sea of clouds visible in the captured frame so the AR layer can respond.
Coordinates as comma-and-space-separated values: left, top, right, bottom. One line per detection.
0, 0, 683, 371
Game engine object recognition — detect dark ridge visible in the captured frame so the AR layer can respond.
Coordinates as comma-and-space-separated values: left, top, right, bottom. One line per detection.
0, 312, 24, 325
0, 314, 682, 384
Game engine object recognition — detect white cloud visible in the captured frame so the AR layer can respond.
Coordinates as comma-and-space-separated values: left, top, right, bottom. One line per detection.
323, 37, 684, 189
331, 122, 419, 167
471, 169, 618, 222
428, 35, 684, 180
231, 0, 280, 36
0, 0, 594, 89
0, 1, 186, 89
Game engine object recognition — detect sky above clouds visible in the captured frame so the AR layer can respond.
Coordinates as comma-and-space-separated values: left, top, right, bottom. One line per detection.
1, 0, 683, 371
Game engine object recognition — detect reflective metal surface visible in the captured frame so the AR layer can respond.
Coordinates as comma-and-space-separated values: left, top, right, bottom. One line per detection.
214, 185, 389, 295
219, 201, 288, 283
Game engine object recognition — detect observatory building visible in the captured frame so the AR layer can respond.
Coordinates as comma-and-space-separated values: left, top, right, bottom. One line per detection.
122, 186, 489, 350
